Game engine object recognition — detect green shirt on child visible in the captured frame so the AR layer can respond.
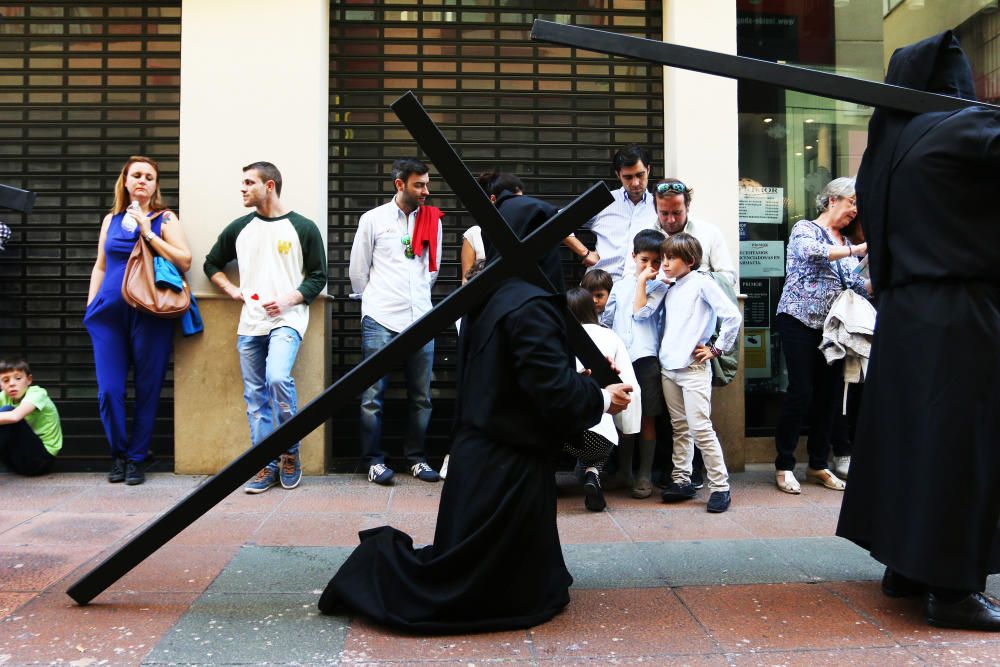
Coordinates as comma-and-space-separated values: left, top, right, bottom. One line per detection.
1, 385, 62, 456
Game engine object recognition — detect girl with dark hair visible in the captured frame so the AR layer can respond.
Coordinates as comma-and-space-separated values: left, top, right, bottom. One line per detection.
562, 288, 641, 512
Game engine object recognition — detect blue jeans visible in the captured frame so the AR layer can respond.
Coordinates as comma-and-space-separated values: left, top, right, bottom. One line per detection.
237, 326, 302, 470
359, 315, 433, 466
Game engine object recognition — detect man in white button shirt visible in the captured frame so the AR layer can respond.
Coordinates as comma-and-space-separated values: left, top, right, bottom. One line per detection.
564, 144, 658, 282
651, 179, 737, 287
349, 158, 443, 485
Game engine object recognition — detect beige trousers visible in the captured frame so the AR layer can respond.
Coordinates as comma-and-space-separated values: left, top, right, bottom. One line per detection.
661, 363, 730, 492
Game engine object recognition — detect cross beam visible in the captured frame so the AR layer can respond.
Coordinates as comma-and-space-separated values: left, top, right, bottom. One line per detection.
530, 20, 1000, 115
391, 93, 620, 386
66, 95, 614, 605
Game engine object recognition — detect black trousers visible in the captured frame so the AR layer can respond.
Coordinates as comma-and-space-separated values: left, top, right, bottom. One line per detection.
774, 313, 845, 471
0, 417, 55, 476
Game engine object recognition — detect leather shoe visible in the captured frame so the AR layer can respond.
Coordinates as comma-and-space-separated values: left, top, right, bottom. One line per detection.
108, 457, 126, 483
124, 461, 145, 486
881, 568, 925, 598
660, 481, 697, 502
926, 592, 1000, 631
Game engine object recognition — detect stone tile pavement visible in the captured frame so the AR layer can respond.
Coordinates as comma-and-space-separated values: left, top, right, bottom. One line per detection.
1, 468, 998, 665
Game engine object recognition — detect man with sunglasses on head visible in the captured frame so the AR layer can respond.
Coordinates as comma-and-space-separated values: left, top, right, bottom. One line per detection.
349, 158, 443, 486
564, 144, 659, 282
649, 179, 736, 287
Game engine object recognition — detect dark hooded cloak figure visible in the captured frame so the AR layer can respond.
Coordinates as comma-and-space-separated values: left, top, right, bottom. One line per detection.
319, 184, 630, 633
837, 31, 1000, 630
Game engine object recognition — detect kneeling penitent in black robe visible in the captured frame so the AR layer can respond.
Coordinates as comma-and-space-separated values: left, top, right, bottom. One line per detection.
837, 32, 1000, 594
318, 193, 605, 633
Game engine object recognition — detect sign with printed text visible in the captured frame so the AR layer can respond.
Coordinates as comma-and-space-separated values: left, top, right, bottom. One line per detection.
739, 186, 784, 225
740, 278, 771, 329
739, 240, 784, 278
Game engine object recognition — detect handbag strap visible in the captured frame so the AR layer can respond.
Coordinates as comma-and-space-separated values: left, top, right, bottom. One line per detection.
809, 221, 849, 290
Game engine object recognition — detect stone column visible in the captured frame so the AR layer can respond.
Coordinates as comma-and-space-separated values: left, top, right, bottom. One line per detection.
663, 0, 744, 468
173, 0, 330, 475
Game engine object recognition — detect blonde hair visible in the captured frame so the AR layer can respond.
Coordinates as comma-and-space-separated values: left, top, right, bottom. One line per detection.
111, 156, 166, 214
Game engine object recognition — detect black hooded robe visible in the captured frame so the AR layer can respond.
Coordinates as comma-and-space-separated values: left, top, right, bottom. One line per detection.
837, 32, 1000, 592
318, 194, 604, 632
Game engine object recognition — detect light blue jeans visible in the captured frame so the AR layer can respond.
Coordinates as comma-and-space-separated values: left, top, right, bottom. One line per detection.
359, 315, 433, 466
237, 326, 301, 470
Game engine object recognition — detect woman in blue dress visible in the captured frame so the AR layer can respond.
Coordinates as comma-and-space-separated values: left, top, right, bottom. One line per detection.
84, 156, 191, 485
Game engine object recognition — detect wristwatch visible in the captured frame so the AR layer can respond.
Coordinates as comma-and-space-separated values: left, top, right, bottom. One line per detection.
144, 231, 155, 242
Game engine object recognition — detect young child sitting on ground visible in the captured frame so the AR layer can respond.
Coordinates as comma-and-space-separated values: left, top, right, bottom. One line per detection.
657, 234, 741, 513
580, 269, 612, 317
0, 358, 62, 476
600, 229, 668, 499
564, 288, 640, 512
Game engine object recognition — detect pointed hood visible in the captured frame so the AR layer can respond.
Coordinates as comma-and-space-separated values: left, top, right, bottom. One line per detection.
857, 31, 976, 291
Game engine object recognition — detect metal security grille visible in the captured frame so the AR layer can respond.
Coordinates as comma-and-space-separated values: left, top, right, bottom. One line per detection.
328, 1, 663, 470
0, 3, 181, 464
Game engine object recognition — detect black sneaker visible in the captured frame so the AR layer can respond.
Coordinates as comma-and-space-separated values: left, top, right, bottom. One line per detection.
707, 490, 731, 513
108, 457, 126, 483
690, 468, 705, 490
583, 471, 606, 512
660, 481, 697, 502
124, 461, 145, 486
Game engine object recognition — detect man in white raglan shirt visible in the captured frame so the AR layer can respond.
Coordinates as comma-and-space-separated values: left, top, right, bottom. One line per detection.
349, 158, 443, 486
205, 161, 327, 495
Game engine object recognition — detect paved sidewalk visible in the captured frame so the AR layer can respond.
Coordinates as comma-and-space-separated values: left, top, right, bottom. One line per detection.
1, 468, 998, 665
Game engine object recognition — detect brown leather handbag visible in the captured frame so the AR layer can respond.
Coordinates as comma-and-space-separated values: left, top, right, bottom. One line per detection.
121, 234, 190, 318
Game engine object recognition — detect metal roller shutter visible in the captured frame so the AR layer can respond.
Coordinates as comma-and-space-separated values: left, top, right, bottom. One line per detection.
0, 2, 181, 465
328, 1, 663, 470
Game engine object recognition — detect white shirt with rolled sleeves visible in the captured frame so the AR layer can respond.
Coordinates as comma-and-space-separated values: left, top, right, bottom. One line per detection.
579, 187, 658, 282
349, 198, 442, 334
623, 215, 738, 287
658, 271, 742, 372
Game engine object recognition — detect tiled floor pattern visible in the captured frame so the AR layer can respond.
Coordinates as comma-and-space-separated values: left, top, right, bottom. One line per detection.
1, 469, 998, 665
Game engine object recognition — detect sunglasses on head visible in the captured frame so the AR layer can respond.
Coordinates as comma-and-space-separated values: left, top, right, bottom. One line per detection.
656, 181, 688, 195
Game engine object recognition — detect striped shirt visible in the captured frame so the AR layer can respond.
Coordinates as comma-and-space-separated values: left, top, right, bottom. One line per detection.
581, 187, 658, 282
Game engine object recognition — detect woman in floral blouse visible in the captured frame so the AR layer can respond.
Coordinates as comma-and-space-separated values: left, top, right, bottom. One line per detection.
774, 177, 871, 494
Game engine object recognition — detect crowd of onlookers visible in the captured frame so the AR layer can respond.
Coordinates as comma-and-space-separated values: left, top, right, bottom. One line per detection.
1, 145, 866, 513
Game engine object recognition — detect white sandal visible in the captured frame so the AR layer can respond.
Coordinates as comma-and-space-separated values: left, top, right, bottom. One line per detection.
806, 467, 846, 491
775, 470, 801, 494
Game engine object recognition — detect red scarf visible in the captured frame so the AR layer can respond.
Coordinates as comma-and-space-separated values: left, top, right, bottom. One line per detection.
411, 205, 443, 272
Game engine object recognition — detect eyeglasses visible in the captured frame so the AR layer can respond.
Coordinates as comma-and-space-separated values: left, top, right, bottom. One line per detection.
401, 234, 415, 259
656, 181, 688, 195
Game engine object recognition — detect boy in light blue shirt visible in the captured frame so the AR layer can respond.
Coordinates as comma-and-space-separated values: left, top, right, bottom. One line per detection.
600, 228, 668, 498
657, 233, 741, 513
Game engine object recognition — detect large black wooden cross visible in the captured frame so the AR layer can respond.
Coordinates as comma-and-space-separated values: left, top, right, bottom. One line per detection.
67, 93, 617, 605
530, 21, 1000, 115
70, 21, 997, 606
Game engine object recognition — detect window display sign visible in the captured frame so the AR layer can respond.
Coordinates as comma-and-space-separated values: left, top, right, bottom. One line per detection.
744, 328, 771, 379
740, 240, 785, 278
739, 186, 784, 225
740, 278, 770, 328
